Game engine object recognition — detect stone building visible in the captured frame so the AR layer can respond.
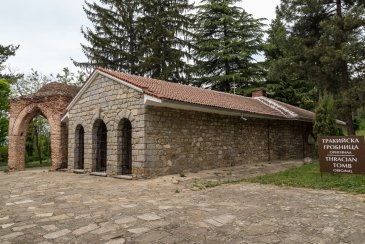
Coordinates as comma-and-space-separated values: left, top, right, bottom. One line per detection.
8, 67, 319, 178
59, 67, 316, 178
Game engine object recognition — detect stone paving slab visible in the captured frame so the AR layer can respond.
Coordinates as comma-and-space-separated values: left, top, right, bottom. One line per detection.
43, 229, 71, 239
0, 161, 364, 243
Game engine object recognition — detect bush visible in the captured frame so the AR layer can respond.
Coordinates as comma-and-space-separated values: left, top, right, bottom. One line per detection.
0, 145, 8, 166
313, 92, 339, 138
353, 117, 361, 132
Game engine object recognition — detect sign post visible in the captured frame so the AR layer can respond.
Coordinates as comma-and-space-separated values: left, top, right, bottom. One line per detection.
318, 136, 365, 175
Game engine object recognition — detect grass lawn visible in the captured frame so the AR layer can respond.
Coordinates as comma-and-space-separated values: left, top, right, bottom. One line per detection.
356, 130, 365, 136
0, 163, 7, 171
25, 159, 52, 168
247, 163, 365, 194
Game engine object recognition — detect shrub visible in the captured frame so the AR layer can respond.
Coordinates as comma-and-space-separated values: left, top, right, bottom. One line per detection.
313, 92, 339, 138
0, 145, 8, 165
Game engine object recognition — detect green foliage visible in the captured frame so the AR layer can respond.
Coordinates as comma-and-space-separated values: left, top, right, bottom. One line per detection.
266, 0, 365, 133
0, 43, 21, 165
0, 43, 20, 114
25, 160, 52, 168
75, 0, 142, 74
355, 117, 365, 136
353, 117, 361, 132
76, 0, 193, 83
0, 145, 8, 164
193, 0, 265, 92
313, 92, 339, 138
0, 115, 8, 146
54, 67, 86, 87
357, 130, 365, 137
11, 68, 85, 98
0, 80, 10, 154
0, 44, 18, 69
25, 116, 50, 165
11, 69, 52, 97
0, 44, 22, 84
248, 163, 365, 194
139, 0, 194, 83
264, 16, 317, 110
359, 118, 365, 131
0, 79, 10, 111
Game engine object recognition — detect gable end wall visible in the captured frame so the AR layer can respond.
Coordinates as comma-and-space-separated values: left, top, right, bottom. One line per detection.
67, 74, 146, 176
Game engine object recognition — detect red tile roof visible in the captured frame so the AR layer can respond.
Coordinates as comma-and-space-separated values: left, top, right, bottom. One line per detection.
96, 67, 315, 122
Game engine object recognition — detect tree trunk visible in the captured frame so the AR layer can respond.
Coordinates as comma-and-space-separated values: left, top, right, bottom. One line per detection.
346, 109, 355, 135
335, 0, 354, 136
223, 21, 231, 92
336, 0, 342, 17
33, 124, 42, 165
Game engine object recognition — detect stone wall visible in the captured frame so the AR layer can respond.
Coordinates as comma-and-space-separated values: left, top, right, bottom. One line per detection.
144, 106, 313, 177
67, 74, 146, 176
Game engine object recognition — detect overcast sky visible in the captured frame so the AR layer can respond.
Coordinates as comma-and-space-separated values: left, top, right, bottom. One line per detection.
1, 0, 280, 75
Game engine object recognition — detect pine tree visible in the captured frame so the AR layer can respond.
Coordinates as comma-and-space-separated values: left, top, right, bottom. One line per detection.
193, 0, 264, 92
271, 0, 365, 135
0, 44, 21, 83
139, 0, 194, 83
264, 15, 316, 110
74, 0, 142, 74
313, 92, 339, 138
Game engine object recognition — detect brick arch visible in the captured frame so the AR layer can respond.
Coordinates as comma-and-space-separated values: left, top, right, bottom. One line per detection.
8, 95, 73, 171
11, 103, 54, 136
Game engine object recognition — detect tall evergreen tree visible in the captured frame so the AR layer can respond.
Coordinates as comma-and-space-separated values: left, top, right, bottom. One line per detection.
270, 0, 365, 134
193, 0, 264, 92
74, 0, 142, 74
75, 0, 193, 83
139, 0, 194, 83
264, 15, 316, 110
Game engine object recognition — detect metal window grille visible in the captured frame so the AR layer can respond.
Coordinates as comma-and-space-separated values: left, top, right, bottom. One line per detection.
121, 120, 132, 175
76, 126, 84, 169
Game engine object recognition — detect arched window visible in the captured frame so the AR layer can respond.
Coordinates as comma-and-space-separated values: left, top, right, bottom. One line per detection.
75, 125, 84, 169
93, 120, 107, 172
118, 119, 132, 175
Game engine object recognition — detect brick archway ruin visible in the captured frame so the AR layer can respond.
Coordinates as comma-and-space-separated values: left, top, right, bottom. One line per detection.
8, 83, 80, 171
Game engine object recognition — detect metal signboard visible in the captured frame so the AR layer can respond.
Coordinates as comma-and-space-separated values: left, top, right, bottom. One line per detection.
318, 136, 365, 174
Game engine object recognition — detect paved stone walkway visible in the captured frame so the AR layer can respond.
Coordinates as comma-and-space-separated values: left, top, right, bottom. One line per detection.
0, 161, 365, 243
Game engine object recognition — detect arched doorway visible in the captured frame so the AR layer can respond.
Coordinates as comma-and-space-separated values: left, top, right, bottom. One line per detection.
118, 119, 132, 175
25, 115, 51, 168
93, 119, 107, 172
75, 125, 85, 170
8, 82, 80, 171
